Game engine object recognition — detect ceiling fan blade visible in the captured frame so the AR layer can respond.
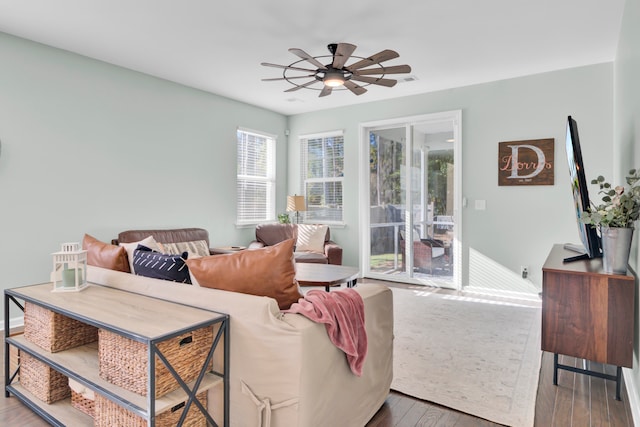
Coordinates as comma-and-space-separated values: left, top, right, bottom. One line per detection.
347, 49, 400, 71
262, 75, 315, 81
319, 86, 332, 97
354, 65, 412, 76
343, 81, 367, 96
288, 48, 327, 70
261, 62, 317, 73
284, 79, 321, 92
350, 75, 397, 87
332, 43, 357, 69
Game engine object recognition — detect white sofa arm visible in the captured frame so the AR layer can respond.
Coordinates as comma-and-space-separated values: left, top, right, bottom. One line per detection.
281, 283, 393, 427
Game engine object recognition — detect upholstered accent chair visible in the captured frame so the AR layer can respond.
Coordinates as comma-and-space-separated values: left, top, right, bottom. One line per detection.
249, 223, 342, 265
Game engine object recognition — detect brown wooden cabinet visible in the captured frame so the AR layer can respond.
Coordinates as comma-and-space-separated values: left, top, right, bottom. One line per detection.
542, 244, 635, 400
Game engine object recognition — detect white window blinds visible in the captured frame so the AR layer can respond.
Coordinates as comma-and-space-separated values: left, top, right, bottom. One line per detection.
237, 128, 275, 224
300, 131, 344, 223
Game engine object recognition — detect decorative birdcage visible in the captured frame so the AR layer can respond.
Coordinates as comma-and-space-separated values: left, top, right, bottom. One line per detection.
51, 243, 88, 292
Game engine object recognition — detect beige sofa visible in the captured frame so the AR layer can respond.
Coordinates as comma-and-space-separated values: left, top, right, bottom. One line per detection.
86, 237, 393, 426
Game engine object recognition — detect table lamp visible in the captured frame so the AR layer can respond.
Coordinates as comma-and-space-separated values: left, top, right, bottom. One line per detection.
287, 195, 306, 224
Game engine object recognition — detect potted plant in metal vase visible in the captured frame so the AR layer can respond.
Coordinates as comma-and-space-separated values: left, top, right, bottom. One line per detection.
582, 169, 640, 274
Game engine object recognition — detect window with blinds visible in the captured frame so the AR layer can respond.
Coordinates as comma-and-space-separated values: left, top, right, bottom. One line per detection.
237, 128, 275, 224
300, 131, 344, 223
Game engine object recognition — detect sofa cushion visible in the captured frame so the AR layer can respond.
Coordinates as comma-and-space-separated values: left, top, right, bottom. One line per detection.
119, 236, 162, 273
82, 234, 130, 273
294, 251, 329, 264
185, 239, 302, 310
116, 228, 210, 247
160, 240, 210, 258
296, 224, 328, 254
133, 245, 191, 284
255, 223, 296, 246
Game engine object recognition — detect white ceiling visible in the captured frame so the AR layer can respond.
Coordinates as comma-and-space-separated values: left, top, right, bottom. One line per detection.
0, 0, 626, 116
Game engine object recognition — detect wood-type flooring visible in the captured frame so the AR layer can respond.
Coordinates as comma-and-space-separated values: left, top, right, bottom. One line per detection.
0, 280, 634, 426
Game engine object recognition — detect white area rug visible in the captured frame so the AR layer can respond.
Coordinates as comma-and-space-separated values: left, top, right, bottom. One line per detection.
391, 287, 542, 427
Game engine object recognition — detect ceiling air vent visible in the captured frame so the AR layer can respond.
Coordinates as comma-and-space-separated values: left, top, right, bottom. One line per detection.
398, 75, 419, 84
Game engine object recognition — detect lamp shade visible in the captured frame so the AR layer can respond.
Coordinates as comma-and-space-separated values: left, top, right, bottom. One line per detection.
287, 195, 306, 212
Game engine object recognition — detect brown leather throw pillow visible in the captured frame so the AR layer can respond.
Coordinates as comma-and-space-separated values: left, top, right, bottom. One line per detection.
186, 238, 302, 310
82, 234, 131, 273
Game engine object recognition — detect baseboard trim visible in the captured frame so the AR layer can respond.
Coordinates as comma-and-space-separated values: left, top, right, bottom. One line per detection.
624, 368, 640, 426
0, 316, 24, 333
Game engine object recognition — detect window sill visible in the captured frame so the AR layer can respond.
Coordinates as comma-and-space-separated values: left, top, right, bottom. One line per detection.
302, 222, 346, 228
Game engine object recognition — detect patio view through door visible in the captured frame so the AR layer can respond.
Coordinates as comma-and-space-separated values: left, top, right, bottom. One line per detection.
361, 111, 461, 289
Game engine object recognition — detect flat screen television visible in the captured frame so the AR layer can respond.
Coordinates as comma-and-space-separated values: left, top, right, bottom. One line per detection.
564, 115, 601, 262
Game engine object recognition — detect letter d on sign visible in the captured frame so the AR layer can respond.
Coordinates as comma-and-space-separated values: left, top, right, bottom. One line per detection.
498, 138, 554, 186
508, 144, 546, 179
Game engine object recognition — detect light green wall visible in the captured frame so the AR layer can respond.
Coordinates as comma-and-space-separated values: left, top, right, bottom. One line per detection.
0, 4, 636, 416
0, 32, 287, 322
288, 64, 613, 291
615, 0, 640, 417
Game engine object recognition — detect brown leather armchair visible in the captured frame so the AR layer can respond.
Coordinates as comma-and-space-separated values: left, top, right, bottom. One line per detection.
249, 223, 342, 265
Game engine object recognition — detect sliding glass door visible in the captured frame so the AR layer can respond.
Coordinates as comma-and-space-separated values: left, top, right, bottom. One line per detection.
360, 111, 461, 289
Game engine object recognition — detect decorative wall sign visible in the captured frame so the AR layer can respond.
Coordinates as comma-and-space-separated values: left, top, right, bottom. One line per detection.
498, 138, 554, 186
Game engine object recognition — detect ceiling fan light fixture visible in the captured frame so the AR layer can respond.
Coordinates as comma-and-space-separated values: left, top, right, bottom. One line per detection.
324, 71, 345, 87
262, 43, 411, 97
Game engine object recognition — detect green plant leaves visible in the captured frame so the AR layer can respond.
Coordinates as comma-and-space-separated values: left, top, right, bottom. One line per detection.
582, 168, 640, 228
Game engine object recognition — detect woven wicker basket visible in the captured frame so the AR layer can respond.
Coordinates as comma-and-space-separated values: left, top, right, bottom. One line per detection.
24, 302, 98, 353
98, 326, 213, 398
94, 391, 207, 427
69, 378, 95, 418
71, 389, 95, 418
20, 352, 70, 404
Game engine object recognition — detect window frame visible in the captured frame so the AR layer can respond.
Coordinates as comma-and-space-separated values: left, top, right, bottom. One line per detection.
300, 130, 345, 225
236, 127, 277, 226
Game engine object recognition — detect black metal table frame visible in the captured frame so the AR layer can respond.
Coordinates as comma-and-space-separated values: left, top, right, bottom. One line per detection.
553, 353, 623, 401
325, 278, 358, 292
4, 286, 230, 427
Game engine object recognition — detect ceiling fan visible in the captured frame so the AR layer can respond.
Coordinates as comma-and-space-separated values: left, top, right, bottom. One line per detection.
261, 43, 412, 97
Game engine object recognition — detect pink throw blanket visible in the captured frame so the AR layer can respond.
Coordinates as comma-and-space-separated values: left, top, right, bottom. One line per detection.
284, 289, 367, 376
